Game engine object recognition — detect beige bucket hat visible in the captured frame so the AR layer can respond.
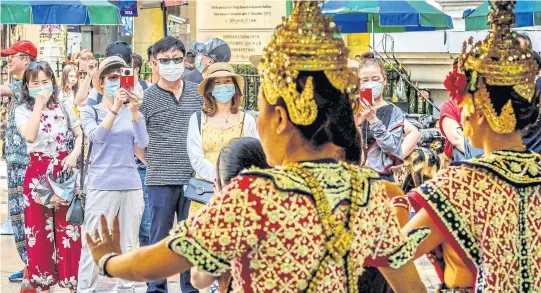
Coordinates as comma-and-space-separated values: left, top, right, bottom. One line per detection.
92, 56, 127, 95
198, 62, 244, 96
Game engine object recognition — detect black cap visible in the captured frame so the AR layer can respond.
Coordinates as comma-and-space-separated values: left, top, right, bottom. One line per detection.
105, 41, 132, 65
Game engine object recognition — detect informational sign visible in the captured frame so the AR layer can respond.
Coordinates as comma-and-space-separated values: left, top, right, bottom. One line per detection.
164, 0, 187, 7
196, 0, 287, 64
118, 0, 138, 17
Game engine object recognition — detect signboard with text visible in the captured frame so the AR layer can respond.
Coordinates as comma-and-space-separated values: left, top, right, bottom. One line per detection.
118, 1, 138, 17
196, 0, 287, 64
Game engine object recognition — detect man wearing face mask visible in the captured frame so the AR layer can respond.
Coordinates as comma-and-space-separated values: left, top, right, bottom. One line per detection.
139, 36, 202, 293
0, 40, 38, 289
183, 38, 231, 84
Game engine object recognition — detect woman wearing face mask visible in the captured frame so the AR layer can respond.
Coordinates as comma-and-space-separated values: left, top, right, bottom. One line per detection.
15, 61, 83, 292
186, 62, 258, 216
77, 56, 149, 293
357, 52, 405, 182
60, 64, 80, 114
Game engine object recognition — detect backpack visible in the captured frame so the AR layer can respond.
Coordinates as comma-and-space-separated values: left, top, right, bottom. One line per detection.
95, 79, 148, 104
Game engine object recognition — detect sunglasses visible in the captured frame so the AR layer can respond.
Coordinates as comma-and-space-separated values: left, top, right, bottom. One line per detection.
28, 61, 51, 70
157, 57, 184, 65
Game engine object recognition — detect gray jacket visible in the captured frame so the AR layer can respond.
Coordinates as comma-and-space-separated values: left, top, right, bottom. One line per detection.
364, 104, 405, 175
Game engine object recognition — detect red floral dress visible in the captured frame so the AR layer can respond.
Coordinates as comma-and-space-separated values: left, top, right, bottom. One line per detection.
15, 103, 81, 290
167, 160, 429, 293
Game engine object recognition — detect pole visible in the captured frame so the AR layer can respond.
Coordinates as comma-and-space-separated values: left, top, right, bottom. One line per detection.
369, 45, 441, 112
162, 1, 167, 37
371, 16, 375, 53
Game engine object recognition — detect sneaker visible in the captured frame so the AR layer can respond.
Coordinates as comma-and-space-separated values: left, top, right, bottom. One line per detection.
8, 269, 23, 282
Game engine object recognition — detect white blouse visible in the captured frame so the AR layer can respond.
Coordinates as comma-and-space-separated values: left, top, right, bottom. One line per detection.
186, 111, 259, 182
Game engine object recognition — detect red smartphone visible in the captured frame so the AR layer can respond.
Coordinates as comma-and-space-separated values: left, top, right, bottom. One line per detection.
120, 67, 135, 91
360, 87, 373, 105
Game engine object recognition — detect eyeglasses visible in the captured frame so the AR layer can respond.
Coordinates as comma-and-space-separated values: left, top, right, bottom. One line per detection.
28, 61, 51, 70
157, 57, 184, 65
7, 53, 29, 61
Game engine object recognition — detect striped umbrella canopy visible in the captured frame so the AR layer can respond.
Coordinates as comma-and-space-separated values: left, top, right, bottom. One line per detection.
465, 0, 541, 31
1, 1, 32, 24
321, 0, 453, 33
0, 0, 120, 25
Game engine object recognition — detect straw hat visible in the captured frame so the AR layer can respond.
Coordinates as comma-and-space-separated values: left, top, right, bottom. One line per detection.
249, 55, 263, 68
92, 56, 127, 95
198, 62, 244, 96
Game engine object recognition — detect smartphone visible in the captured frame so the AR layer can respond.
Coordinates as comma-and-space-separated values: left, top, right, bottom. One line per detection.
360, 87, 373, 105
120, 67, 135, 92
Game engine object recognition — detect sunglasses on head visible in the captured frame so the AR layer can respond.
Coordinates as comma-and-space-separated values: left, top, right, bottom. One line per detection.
157, 57, 184, 65
28, 61, 51, 70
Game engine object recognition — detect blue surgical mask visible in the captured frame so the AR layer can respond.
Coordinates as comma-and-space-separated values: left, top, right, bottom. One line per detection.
212, 84, 236, 103
28, 85, 54, 98
105, 79, 120, 99
195, 54, 205, 73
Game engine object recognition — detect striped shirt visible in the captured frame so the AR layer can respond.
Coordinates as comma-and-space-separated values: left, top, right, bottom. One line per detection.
141, 81, 203, 186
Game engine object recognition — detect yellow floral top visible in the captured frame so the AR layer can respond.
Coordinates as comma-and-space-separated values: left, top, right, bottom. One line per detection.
189, 114, 244, 215
409, 150, 541, 293
169, 160, 429, 293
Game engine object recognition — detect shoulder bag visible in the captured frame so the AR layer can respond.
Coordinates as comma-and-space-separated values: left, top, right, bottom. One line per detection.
67, 106, 98, 225
184, 111, 245, 204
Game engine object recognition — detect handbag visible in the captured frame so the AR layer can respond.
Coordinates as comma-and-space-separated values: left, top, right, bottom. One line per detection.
184, 111, 246, 204
67, 106, 98, 224
184, 178, 214, 204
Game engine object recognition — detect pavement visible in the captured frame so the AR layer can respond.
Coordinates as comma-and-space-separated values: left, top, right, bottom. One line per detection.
0, 159, 440, 292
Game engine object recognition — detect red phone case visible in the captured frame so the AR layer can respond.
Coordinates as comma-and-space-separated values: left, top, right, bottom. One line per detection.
120, 68, 135, 91
360, 88, 372, 105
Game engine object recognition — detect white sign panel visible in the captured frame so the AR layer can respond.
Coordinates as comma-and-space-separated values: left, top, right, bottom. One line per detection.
196, 0, 287, 64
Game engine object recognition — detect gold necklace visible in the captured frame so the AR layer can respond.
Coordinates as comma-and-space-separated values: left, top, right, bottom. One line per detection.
218, 112, 232, 123
285, 162, 363, 293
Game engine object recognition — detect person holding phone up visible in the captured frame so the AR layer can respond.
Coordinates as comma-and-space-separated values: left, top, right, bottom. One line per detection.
356, 52, 405, 182
77, 56, 149, 293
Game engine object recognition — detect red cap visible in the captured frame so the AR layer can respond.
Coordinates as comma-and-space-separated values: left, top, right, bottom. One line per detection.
1, 40, 37, 58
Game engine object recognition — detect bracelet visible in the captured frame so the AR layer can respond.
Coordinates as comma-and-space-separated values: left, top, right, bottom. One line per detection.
390, 196, 410, 210
98, 252, 119, 277
110, 109, 119, 116
132, 116, 142, 122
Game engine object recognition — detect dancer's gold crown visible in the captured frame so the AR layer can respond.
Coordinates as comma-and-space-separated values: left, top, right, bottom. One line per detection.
258, 0, 359, 126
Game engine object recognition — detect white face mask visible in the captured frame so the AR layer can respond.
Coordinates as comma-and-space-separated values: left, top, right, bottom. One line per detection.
158, 62, 184, 82
363, 81, 384, 99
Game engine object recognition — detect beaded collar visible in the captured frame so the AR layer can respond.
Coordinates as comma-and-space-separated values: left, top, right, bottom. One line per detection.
241, 160, 380, 210
451, 149, 541, 186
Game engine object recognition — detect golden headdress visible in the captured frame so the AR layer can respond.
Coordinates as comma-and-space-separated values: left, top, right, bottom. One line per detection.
258, 0, 359, 126
455, 0, 539, 134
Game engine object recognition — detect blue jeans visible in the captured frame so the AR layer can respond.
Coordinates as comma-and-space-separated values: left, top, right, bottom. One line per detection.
137, 164, 150, 247
146, 185, 195, 293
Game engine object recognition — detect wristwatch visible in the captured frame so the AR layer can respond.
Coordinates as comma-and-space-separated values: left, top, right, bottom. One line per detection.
98, 252, 119, 277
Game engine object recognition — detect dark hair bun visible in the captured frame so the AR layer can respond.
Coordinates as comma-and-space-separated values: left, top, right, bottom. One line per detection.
361, 52, 375, 59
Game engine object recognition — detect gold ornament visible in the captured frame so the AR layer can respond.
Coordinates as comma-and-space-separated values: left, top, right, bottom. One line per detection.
457, 1, 538, 134
473, 79, 517, 134
259, 0, 360, 126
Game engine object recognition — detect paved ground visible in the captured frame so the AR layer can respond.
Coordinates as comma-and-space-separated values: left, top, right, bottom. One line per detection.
0, 159, 439, 292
